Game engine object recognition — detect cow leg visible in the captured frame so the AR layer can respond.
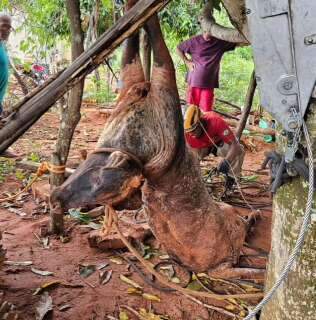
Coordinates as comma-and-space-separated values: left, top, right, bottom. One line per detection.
208, 262, 266, 281
118, 0, 145, 98
144, 15, 177, 92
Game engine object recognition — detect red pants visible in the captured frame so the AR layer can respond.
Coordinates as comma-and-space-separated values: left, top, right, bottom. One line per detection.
187, 86, 214, 112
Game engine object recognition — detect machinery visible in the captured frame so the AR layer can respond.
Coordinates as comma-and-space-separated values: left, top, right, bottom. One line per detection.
246, 0, 316, 191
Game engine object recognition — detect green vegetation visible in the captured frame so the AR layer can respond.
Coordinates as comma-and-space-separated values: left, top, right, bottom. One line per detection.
27, 152, 41, 163
0, 158, 15, 183
2, 0, 258, 107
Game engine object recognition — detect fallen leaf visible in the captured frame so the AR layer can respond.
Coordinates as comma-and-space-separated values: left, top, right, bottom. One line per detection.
158, 255, 170, 260
79, 264, 96, 278
99, 269, 112, 285
68, 209, 91, 223
139, 308, 167, 320
31, 268, 54, 276
4, 260, 32, 266
60, 236, 70, 243
225, 304, 236, 311
196, 273, 209, 279
97, 262, 109, 270
186, 280, 203, 291
7, 207, 27, 217
119, 311, 129, 320
239, 310, 247, 317
227, 298, 238, 305
87, 222, 102, 230
158, 265, 174, 279
36, 292, 53, 320
142, 293, 161, 302
58, 304, 71, 312
127, 287, 143, 295
86, 206, 104, 218
109, 257, 124, 265
33, 281, 61, 295
171, 277, 181, 284
119, 275, 142, 289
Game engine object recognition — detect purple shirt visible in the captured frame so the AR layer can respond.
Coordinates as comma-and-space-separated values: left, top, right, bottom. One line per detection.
178, 35, 236, 89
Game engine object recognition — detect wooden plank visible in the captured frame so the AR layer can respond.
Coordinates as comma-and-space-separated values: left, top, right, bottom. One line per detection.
0, 0, 170, 153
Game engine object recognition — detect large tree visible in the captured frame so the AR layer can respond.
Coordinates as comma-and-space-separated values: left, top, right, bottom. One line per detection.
50, 0, 85, 188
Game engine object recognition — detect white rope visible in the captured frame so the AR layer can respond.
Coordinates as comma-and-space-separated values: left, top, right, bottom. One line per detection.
244, 120, 314, 319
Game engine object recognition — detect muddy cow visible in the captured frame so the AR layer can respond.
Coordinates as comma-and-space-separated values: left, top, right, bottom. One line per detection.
51, 4, 262, 278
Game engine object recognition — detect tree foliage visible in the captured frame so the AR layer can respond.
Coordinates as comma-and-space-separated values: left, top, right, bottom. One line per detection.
1, 0, 256, 105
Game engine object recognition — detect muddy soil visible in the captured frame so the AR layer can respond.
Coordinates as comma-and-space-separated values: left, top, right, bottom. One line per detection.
0, 106, 274, 320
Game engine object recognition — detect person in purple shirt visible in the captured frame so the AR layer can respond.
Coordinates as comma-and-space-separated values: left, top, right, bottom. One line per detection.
177, 31, 236, 112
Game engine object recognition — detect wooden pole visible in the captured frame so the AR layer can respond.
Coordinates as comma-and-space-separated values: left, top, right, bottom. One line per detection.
236, 70, 257, 140
0, 0, 170, 154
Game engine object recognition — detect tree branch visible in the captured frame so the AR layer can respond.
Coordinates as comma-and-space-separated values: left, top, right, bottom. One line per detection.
199, 0, 249, 44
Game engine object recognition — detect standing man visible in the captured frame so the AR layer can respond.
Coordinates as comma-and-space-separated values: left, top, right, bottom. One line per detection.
184, 105, 245, 179
177, 31, 236, 112
0, 13, 12, 117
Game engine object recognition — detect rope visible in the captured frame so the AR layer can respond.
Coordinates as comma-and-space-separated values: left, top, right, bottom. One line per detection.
104, 205, 264, 302
0, 162, 65, 203
244, 120, 314, 319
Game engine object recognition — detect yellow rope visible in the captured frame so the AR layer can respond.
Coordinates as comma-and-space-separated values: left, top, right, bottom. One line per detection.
0, 162, 66, 203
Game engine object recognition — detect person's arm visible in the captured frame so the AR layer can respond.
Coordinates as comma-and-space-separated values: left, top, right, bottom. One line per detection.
176, 47, 195, 71
215, 117, 242, 174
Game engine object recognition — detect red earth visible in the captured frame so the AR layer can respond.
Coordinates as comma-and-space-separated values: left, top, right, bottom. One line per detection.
0, 106, 275, 320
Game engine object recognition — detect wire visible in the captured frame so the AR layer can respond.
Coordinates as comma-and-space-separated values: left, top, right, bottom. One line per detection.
244, 120, 314, 319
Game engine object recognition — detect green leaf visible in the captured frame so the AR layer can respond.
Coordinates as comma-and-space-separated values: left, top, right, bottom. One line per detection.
79, 264, 96, 278
119, 311, 129, 320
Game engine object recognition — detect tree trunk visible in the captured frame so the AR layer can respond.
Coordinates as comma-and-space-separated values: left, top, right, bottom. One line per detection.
260, 106, 316, 320
199, 0, 249, 43
50, 0, 84, 188
49, 152, 65, 234
236, 69, 256, 140
221, 0, 249, 39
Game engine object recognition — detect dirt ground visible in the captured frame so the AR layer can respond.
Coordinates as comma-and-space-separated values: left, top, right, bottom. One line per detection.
0, 106, 275, 320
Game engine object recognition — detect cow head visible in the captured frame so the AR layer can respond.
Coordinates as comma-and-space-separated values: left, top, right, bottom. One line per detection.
50, 82, 183, 211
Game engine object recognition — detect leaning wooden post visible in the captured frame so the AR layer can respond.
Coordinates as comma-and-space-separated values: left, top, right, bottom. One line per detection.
49, 152, 65, 234
236, 69, 257, 140
0, 0, 171, 154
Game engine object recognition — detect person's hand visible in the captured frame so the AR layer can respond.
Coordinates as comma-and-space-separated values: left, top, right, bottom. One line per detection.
218, 159, 230, 175
186, 60, 195, 72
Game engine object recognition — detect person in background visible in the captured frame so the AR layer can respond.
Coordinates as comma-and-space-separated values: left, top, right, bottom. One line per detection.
0, 14, 18, 158
0, 13, 12, 117
184, 105, 245, 180
177, 31, 236, 112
